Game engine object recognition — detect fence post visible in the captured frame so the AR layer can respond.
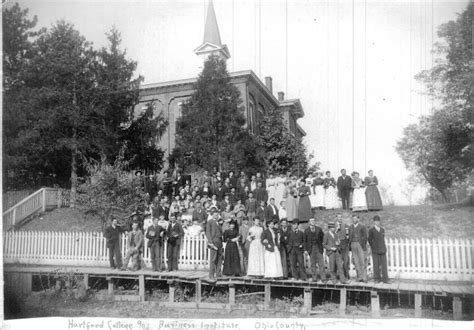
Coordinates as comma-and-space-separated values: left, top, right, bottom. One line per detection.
12, 208, 17, 229
57, 189, 62, 208
42, 188, 46, 212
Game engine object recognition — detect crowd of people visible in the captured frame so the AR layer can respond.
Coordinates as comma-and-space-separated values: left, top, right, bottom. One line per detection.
103, 168, 389, 284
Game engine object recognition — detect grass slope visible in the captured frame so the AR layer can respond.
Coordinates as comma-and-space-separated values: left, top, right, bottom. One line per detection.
19, 204, 473, 239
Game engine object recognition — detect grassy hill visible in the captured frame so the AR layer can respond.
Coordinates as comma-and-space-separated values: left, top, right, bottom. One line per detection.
19, 204, 473, 239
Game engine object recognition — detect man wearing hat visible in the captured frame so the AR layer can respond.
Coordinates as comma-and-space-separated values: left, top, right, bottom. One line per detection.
323, 222, 349, 284
368, 215, 390, 283
287, 218, 307, 281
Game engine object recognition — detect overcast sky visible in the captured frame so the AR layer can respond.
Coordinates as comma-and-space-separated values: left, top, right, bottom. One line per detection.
8, 0, 469, 204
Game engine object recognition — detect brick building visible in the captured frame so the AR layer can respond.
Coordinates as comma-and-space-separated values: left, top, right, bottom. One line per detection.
137, 0, 306, 160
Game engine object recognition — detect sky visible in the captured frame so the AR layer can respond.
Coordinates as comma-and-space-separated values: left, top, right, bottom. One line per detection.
6, 0, 470, 204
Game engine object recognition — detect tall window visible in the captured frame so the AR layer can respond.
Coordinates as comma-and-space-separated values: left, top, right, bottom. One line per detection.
248, 95, 256, 133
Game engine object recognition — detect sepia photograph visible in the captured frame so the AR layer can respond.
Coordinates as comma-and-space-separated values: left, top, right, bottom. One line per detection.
2, 0, 473, 329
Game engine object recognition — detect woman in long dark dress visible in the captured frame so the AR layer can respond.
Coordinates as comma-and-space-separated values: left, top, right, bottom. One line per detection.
223, 220, 241, 276
297, 180, 312, 223
364, 170, 383, 211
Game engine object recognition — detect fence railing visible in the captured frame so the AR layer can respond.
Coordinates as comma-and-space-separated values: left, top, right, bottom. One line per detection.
3, 231, 473, 281
2, 188, 66, 231
3, 190, 34, 211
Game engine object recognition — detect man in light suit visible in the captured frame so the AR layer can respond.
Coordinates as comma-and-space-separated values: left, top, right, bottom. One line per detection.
323, 222, 349, 284
337, 169, 353, 210
205, 210, 223, 280
121, 221, 144, 271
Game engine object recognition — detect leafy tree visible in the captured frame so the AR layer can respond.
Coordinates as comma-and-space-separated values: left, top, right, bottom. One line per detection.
77, 158, 146, 228
175, 55, 247, 171
121, 102, 168, 173
257, 106, 308, 175
3, 7, 166, 193
95, 27, 143, 162
397, 3, 473, 201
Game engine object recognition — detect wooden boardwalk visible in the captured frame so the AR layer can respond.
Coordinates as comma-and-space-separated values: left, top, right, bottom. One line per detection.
5, 264, 474, 297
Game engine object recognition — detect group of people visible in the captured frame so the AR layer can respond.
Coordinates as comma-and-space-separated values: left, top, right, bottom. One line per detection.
130, 168, 383, 232
104, 209, 390, 285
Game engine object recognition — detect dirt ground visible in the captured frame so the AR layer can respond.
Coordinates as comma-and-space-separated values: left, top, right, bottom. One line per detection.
5, 291, 460, 321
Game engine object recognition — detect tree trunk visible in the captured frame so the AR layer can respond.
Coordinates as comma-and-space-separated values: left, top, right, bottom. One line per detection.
70, 146, 78, 208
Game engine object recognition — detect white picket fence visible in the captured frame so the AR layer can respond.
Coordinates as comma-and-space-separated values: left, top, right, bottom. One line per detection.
3, 188, 68, 231
3, 231, 473, 281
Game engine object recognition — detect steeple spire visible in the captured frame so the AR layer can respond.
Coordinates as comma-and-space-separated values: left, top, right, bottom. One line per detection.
203, 0, 222, 46
194, 0, 230, 61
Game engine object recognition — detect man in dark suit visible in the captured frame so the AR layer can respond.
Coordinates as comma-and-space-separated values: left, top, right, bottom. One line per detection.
323, 222, 349, 284
287, 218, 307, 281
205, 210, 223, 280
348, 214, 368, 282
336, 213, 350, 279
304, 218, 325, 282
337, 169, 353, 210
264, 198, 279, 223
253, 181, 268, 204
214, 181, 227, 202
368, 215, 390, 283
278, 218, 291, 279
103, 217, 124, 269
166, 215, 184, 271
256, 200, 266, 223
146, 217, 166, 271
192, 201, 207, 225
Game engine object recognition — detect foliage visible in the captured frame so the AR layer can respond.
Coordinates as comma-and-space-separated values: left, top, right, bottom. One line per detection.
77, 158, 146, 226
3, 5, 166, 191
397, 3, 473, 201
121, 102, 168, 173
175, 55, 252, 172
396, 106, 472, 200
256, 106, 308, 175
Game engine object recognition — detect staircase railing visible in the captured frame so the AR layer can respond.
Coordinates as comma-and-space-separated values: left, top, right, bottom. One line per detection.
3, 188, 61, 231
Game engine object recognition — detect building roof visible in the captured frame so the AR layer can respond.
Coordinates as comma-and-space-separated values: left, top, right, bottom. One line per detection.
296, 122, 307, 137
203, 0, 222, 46
279, 98, 305, 119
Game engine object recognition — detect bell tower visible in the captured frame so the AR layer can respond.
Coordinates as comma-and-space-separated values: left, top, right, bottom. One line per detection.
194, 0, 231, 61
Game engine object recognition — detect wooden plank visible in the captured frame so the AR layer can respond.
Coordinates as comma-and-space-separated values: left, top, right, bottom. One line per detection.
195, 279, 202, 303
453, 297, 463, 320
303, 288, 312, 315
371, 291, 380, 318
414, 294, 422, 318
229, 284, 235, 305
339, 288, 347, 315
264, 284, 271, 310
139, 275, 145, 302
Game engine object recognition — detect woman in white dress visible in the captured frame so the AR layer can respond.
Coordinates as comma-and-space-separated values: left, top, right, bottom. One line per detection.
351, 172, 368, 211
306, 177, 317, 208
312, 172, 325, 209
274, 173, 287, 208
266, 174, 277, 202
261, 220, 283, 278
323, 171, 339, 209
246, 217, 265, 276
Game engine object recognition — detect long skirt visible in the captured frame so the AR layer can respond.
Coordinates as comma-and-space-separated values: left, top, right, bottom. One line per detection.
311, 185, 325, 208
264, 248, 283, 278
223, 242, 241, 276
324, 186, 340, 209
298, 196, 312, 222
286, 195, 299, 222
365, 186, 383, 210
247, 239, 265, 276
352, 188, 368, 211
